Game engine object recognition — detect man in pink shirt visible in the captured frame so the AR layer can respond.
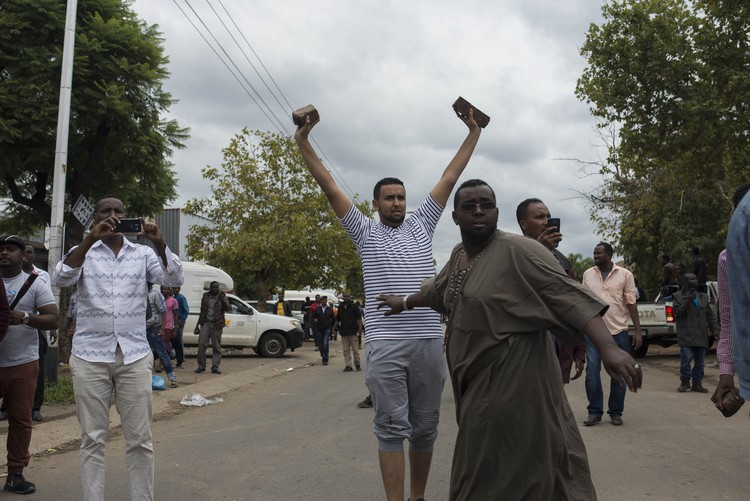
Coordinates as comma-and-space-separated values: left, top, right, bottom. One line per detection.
161, 286, 179, 359
581, 242, 642, 427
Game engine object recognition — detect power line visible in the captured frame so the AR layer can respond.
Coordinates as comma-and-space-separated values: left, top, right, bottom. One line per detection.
180, 0, 289, 134
171, 0, 361, 200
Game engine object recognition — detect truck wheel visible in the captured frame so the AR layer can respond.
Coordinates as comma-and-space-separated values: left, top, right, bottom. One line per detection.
260, 332, 287, 358
630, 338, 649, 359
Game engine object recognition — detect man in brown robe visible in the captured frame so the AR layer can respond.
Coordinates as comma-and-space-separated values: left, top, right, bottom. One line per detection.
377, 179, 642, 500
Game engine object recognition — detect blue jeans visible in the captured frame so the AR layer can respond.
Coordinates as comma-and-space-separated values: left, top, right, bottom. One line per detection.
727, 189, 750, 400
147, 327, 174, 378
679, 346, 706, 384
317, 327, 331, 362
585, 330, 630, 417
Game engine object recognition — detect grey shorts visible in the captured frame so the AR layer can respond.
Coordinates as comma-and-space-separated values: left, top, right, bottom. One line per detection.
364, 338, 447, 452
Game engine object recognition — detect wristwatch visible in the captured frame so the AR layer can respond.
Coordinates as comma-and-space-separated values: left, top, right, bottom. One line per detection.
21, 312, 30, 325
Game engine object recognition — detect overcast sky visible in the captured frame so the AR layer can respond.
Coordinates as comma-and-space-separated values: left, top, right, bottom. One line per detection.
130, 0, 612, 269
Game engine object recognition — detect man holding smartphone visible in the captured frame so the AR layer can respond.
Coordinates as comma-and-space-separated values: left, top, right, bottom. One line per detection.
516, 198, 585, 384
672, 273, 718, 393
53, 195, 183, 500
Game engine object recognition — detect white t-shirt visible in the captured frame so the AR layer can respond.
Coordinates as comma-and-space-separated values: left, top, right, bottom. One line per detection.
0, 272, 56, 367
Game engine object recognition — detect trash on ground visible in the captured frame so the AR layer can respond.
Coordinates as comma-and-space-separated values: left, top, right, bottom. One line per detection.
180, 393, 224, 407
286, 367, 294, 372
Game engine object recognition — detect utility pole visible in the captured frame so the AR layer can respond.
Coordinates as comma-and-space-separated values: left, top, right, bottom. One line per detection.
48, 0, 79, 296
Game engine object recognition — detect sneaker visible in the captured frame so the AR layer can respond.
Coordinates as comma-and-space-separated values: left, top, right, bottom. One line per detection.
0, 411, 7, 421
169, 379, 179, 388
583, 414, 602, 426
4, 472, 36, 494
610, 414, 623, 426
691, 384, 709, 393
357, 395, 373, 408
211, 368, 222, 374
355, 363, 361, 371
194, 367, 205, 373
343, 366, 353, 372
32, 411, 43, 422
678, 381, 690, 392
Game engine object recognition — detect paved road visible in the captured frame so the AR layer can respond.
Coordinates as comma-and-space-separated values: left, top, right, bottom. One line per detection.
5, 342, 749, 500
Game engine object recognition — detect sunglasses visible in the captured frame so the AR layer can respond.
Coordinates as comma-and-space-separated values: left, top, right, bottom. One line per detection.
457, 201, 497, 212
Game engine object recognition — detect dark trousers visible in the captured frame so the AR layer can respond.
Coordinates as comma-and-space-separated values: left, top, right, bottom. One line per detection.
2, 332, 46, 415
171, 319, 186, 365
0, 361, 38, 472
34, 331, 47, 412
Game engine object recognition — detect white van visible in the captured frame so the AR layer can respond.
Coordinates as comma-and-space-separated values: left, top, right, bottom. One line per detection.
177, 262, 303, 357
281, 290, 340, 326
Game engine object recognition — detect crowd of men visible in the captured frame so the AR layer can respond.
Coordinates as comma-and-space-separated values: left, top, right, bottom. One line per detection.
0, 106, 747, 501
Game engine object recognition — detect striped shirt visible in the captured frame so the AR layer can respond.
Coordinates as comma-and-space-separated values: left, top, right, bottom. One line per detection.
53, 238, 183, 364
717, 249, 734, 375
339, 194, 443, 341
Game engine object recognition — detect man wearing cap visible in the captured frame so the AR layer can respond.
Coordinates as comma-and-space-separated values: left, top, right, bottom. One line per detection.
53, 195, 183, 501
0, 235, 59, 494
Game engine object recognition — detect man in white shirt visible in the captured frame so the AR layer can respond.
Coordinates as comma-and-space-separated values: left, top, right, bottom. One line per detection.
53, 195, 183, 501
0, 235, 59, 495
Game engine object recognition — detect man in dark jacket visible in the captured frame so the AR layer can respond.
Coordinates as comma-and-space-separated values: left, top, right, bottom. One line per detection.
194, 281, 231, 374
673, 273, 718, 393
312, 296, 336, 365
335, 293, 363, 372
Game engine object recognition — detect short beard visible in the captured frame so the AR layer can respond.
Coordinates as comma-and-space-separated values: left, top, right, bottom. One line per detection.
379, 212, 405, 226
459, 224, 496, 245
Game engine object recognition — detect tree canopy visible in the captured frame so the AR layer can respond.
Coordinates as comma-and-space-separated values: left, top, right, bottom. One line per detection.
185, 129, 369, 305
0, 0, 187, 244
576, 0, 750, 294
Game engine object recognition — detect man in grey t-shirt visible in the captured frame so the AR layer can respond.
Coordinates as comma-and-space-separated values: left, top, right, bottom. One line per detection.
0, 235, 59, 494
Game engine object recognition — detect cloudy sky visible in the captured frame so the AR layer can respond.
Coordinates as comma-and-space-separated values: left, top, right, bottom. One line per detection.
130, 0, 612, 269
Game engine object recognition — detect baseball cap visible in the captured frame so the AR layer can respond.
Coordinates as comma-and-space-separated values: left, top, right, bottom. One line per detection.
0, 235, 26, 250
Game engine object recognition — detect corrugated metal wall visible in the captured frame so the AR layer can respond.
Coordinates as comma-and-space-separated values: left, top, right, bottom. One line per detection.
156, 209, 181, 256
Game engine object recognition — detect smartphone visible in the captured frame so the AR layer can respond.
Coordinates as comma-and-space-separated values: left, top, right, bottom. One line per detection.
546, 218, 561, 232
452, 97, 491, 128
292, 104, 320, 127
113, 218, 142, 234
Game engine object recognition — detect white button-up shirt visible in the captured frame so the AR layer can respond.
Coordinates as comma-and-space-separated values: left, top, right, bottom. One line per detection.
53, 238, 183, 364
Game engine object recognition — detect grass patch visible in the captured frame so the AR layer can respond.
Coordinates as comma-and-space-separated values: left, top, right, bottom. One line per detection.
43, 377, 75, 406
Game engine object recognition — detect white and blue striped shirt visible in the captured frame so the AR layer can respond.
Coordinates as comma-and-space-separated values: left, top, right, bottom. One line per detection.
339, 194, 444, 341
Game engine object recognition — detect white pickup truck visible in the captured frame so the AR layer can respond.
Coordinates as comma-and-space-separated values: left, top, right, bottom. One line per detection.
627, 281, 719, 358
178, 262, 304, 357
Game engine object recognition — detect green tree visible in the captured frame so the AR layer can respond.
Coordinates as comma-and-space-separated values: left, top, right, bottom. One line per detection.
567, 253, 595, 282
0, 0, 187, 244
185, 129, 370, 308
575, 0, 750, 292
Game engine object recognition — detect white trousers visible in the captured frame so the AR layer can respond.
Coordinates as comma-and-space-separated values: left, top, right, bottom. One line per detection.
70, 348, 155, 501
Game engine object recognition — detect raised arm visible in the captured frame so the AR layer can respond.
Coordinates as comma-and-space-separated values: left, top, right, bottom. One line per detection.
294, 115, 353, 218
429, 109, 482, 206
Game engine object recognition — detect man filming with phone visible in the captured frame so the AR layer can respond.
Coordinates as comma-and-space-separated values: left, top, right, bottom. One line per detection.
672, 272, 718, 394
53, 194, 183, 501
516, 199, 585, 384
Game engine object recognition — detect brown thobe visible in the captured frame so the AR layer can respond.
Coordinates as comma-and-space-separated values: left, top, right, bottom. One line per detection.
422, 231, 608, 500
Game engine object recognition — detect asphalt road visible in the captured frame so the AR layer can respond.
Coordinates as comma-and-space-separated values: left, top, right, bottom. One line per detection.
6, 342, 750, 500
